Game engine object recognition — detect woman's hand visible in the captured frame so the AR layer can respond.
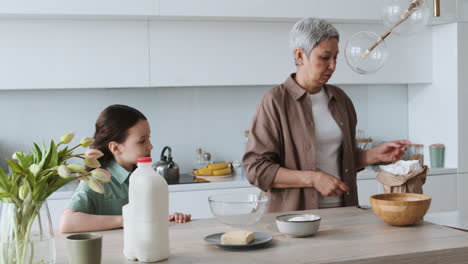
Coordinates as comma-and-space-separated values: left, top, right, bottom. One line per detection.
169, 212, 192, 223
363, 140, 411, 166
313, 172, 349, 197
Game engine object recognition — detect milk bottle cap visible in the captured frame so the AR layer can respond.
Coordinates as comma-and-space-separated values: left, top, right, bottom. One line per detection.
137, 157, 152, 163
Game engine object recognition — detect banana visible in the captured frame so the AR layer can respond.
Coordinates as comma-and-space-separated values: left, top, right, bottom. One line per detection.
213, 168, 232, 176
207, 162, 229, 170
194, 168, 213, 176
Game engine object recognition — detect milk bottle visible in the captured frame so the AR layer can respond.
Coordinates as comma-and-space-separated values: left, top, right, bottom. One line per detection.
123, 157, 169, 262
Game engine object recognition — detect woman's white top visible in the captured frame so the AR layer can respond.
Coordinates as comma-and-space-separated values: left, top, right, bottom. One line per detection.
309, 87, 344, 208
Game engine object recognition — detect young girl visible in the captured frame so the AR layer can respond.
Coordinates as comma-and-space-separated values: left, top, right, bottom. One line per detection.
60, 104, 191, 233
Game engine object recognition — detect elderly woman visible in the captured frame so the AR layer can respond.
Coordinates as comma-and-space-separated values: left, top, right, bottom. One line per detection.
243, 18, 409, 212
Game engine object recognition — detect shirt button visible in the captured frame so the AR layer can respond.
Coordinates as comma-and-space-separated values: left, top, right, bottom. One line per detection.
340, 122, 344, 126
345, 169, 349, 172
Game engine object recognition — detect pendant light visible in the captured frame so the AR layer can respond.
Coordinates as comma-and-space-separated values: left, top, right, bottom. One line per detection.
345, 0, 441, 75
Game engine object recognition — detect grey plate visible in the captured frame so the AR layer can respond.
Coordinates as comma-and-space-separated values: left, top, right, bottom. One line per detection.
204, 232, 273, 250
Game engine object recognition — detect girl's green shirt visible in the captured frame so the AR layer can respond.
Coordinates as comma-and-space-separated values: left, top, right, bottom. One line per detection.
67, 161, 130, 215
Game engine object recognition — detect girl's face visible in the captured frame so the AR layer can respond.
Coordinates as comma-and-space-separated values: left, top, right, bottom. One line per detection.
114, 119, 153, 171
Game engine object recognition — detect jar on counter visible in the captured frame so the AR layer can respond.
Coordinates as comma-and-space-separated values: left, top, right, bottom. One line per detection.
429, 143, 445, 168
356, 138, 373, 150
193, 148, 206, 169
408, 144, 424, 165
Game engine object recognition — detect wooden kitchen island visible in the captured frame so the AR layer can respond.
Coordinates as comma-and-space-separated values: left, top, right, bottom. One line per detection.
55, 207, 468, 263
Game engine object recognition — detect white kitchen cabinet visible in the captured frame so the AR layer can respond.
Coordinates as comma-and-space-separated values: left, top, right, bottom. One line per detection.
0, 0, 158, 16
458, 22, 468, 173
430, 0, 458, 25
318, 0, 380, 22
424, 173, 457, 213
459, 1, 468, 22
46, 198, 69, 231
149, 20, 294, 87
0, 20, 150, 89
457, 173, 468, 214
158, 0, 379, 22
158, 0, 322, 20
149, 21, 432, 87
169, 186, 260, 219
431, 0, 468, 24
357, 179, 380, 206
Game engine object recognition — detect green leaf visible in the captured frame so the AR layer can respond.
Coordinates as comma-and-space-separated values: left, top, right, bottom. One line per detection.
33, 143, 42, 164
24, 154, 33, 168
7, 159, 23, 174
47, 177, 76, 197
8, 172, 22, 197
57, 146, 69, 164
16, 153, 33, 170
38, 141, 52, 170
34, 171, 54, 196
27, 171, 35, 187
34, 182, 50, 202
0, 167, 10, 190
48, 140, 58, 168
0, 192, 11, 198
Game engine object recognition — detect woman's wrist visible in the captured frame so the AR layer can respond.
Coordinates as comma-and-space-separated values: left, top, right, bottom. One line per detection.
302, 171, 319, 188
359, 148, 379, 168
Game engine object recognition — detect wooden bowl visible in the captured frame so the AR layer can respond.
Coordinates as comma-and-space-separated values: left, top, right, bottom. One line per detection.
370, 193, 431, 226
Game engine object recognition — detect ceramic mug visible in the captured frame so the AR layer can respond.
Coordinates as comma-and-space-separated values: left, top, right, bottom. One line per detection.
66, 233, 102, 264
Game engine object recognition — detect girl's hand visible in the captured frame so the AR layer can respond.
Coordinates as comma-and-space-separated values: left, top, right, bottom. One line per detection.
169, 212, 192, 223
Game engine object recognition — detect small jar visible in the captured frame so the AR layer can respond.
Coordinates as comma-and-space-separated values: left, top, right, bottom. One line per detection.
356, 138, 373, 150
408, 144, 424, 165
193, 148, 205, 169
429, 144, 445, 168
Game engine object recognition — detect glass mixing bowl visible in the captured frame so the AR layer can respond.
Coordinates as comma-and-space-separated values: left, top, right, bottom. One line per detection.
208, 193, 269, 226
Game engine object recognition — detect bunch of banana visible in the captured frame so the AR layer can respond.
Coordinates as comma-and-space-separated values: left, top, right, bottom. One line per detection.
194, 162, 232, 176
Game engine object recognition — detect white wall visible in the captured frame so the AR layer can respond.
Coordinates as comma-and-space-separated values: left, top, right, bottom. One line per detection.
0, 84, 408, 173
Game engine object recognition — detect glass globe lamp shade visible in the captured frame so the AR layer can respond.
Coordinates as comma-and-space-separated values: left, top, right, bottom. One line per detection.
381, 0, 430, 35
344, 31, 389, 75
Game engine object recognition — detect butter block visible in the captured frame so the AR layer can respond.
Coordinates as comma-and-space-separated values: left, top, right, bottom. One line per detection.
221, 230, 255, 245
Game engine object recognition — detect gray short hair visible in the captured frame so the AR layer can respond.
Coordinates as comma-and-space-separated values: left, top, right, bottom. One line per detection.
289, 18, 340, 65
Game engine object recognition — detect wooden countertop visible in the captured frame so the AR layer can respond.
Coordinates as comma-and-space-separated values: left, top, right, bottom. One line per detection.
55, 207, 468, 263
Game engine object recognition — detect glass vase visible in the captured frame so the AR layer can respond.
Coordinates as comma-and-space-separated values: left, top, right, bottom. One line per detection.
0, 201, 55, 264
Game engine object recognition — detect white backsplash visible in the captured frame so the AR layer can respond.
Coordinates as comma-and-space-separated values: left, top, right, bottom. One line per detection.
0, 84, 407, 173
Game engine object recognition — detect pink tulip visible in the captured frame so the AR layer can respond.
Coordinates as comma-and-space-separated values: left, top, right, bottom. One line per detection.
67, 164, 85, 173
85, 149, 104, 159
91, 168, 112, 183
84, 158, 101, 168
80, 137, 95, 148
60, 133, 75, 144
88, 179, 104, 194
57, 165, 71, 178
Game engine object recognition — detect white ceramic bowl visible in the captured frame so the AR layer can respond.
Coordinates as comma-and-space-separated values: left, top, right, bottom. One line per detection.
275, 214, 321, 237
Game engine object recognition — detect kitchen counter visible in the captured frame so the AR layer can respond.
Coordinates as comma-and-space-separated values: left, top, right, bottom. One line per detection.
49, 167, 457, 199
55, 206, 468, 263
